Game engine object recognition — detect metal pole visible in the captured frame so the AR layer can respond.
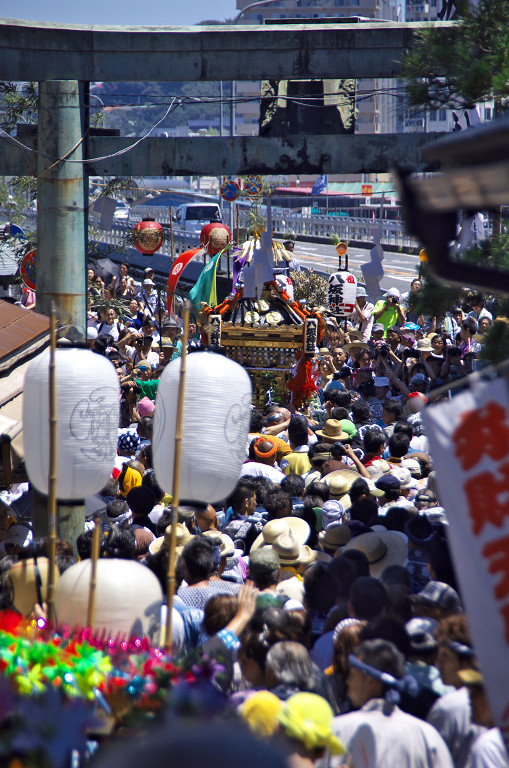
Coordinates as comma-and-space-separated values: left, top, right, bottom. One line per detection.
164, 302, 190, 651
220, 82, 224, 137
37, 81, 87, 333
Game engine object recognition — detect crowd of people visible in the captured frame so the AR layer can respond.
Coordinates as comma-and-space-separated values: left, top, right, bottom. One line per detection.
0, 272, 506, 767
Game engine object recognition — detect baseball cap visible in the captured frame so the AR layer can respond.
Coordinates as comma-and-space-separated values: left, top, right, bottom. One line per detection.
143, 278, 154, 286
374, 376, 390, 388
375, 474, 401, 493
415, 581, 462, 613
144, 267, 154, 274
406, 617, 439, 653
372, 323, 385, 333
410, 373, 429, 385
249, 548, 280, 577
384, 288, 400, 298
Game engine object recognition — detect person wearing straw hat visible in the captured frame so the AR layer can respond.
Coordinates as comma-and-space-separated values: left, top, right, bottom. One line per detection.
250, 517, 311, 554
318, 522, 352, 557
331, 639, 453, 767
323, 469, 361, 511
148, 521, 192, 557
342, 530, 408, 579
316, 419, 350, 444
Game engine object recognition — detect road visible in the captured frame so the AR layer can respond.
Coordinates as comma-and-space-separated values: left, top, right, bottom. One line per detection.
292, 240, 420, 294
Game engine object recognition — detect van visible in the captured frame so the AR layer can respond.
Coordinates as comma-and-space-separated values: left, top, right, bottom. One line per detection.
173, 203, 222, 234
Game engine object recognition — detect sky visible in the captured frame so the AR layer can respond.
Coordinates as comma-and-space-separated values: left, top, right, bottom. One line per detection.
2, 0, 237, 27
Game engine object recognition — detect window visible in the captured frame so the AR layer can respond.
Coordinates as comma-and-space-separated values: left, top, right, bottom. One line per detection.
438, 108, 447, 121
485, 107, 492, 120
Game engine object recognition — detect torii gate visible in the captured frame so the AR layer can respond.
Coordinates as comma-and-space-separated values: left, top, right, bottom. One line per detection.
0, 17, 449, 327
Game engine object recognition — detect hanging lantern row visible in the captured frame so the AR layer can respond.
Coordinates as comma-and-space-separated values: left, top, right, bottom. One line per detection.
133, 217, 164, 255
23, 349, 252, 506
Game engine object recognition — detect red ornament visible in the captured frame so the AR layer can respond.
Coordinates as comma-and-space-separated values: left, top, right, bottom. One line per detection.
200, 223, 231, 255
133, 218, 164, 255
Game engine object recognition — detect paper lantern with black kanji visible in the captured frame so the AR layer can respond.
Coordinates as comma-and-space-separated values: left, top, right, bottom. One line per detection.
327, 271, 358, 317
23, 347, 120, 499
133, 217, 164, 255
152, 351, 252, 503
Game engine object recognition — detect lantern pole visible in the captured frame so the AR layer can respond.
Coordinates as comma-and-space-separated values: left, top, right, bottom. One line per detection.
169, 206, 174, 264
47, 303, 58, 624
164, 301, 190, 650
87, 516, 101, 630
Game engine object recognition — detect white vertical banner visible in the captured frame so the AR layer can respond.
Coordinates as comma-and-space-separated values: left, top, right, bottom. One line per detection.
423, 378, 509, 753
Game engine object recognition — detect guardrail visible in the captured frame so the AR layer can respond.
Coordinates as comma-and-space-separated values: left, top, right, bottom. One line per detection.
128, 204, 418, 249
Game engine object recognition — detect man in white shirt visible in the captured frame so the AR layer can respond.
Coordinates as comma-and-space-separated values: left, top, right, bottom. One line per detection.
332, 639, 453, 767
352, 286, 375, 342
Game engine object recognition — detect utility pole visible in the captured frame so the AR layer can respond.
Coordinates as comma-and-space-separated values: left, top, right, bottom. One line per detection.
33, 80, 87, 552
37, 80, 87, 334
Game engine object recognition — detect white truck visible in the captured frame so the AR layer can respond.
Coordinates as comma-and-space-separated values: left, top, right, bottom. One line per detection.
172, 202, 222, 234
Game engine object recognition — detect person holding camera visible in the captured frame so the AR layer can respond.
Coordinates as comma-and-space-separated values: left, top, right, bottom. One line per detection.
373, 288, 406, 336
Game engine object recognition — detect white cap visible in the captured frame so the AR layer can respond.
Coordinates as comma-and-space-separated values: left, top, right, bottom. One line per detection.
385, 288, 400, 298
143, 278, 154, 286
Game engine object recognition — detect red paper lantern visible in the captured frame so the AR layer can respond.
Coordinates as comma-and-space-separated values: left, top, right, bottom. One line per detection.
200, 222, 232, 255
133, 218, 164, 255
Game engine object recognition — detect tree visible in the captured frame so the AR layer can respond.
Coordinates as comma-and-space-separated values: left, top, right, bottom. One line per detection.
403, 0, 509, 110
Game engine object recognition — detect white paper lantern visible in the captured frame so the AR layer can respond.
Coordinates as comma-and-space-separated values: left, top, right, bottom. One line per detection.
153, 351, 252, 503
54, 559, 163, 641
23, 347, 120, 499
327, 271, 358, 317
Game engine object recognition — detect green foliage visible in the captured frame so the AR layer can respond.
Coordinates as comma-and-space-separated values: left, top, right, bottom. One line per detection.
481, 316, 509, 364
0, 82, 38, 133
95, 81, 225, 136
290, 269, 328, 308
409, 264, 464, 317
460, 229, 509, 270
403, 0, 509, 109
247, 204, 266, 237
